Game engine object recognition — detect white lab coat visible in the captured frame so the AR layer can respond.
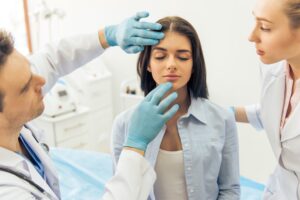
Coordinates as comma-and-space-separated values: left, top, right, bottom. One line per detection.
0, 33, 156, 200
245, 61, 300, 200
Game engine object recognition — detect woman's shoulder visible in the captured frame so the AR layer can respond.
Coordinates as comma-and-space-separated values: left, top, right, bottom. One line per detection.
114, 104, 138, 124
193, 98, 234, 122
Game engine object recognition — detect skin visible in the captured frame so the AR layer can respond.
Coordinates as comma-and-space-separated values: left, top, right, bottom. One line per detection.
0, 50, 45, 153
236, 0, 300, 122
148, 31, 193, 151
0, 32, 146, 157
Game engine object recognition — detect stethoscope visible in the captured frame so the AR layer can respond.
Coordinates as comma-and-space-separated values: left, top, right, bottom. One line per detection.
0, 165, 55, 199
0, 125, 54, 199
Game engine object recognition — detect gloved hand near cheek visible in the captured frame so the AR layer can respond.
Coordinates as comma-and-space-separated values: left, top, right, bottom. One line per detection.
124, 82, 179, 151
104, 11, 164, 53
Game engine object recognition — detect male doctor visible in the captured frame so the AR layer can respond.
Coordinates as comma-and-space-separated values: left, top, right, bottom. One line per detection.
0, 12, 179, 200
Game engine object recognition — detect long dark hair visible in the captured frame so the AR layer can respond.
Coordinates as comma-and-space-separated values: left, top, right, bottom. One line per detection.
137, 16, 208, 98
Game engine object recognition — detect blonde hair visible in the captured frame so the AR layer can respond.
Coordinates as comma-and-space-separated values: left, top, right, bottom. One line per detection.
285, 0, 300, 28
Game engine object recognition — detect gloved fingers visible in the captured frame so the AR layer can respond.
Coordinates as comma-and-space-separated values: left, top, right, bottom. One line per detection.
128, 37, 160, 46
124, 45, 144, 54
150, 82, 173, 105
157, 92, 178, 113
133, 11, 150, 21
134, 21, 163, 31
144, 82, 172, 102
163, 104, 179, 121
132, 29, 164, 40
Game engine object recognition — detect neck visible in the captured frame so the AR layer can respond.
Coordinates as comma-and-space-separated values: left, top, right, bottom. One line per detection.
174, 87, 190, 114
0, 118, 23, 153
288, 59, 300, 80
166, 86, 190, 124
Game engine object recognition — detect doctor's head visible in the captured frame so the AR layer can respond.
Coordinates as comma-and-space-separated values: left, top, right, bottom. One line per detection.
137, 16, 208, 99
0, 30, 45, 127
249, 0, 300, 64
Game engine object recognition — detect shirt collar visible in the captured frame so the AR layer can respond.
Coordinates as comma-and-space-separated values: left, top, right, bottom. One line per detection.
183, 93, 207, 124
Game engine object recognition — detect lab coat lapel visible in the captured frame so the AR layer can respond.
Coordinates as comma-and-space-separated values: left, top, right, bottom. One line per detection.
21, 126, 60, 198
0, 146, 57, 199
260, 72, 285, 160
281, 103, 300, 141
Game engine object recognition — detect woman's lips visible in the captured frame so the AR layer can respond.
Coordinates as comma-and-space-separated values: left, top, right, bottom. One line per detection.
163, 75, 180, 81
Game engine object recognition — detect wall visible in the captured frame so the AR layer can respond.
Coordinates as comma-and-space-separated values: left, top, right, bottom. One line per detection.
31, 0, 276, 183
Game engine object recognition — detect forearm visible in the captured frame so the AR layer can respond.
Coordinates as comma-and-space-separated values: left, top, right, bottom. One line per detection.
234, 106, 249, 123
98, 29, 109, 49
30, 32, 104, 94
123, 147, 145, 156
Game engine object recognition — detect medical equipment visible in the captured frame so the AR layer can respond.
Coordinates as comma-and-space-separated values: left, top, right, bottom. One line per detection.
34, 79, 91, 148
64, 59, 114, 150
43, 79, 76, 118
34, 106, 90, 148
0, 166, 53, 199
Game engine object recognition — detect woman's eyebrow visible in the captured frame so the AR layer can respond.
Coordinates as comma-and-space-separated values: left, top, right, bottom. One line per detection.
152, 47, 191, 53
177, 49, 191, 53
152, 47, 167, 51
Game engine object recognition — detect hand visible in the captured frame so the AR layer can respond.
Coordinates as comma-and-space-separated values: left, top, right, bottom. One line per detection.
124, 82, 179, 151
104, 11, 164, 53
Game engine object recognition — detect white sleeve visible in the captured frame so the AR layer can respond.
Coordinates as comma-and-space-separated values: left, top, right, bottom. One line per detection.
245, 104, 264, 131
101, 150, 156, 200
29, 32, 105, 94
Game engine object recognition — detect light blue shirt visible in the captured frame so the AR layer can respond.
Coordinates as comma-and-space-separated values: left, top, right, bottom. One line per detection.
19, 134, 45, 179
111, 96, 240, 200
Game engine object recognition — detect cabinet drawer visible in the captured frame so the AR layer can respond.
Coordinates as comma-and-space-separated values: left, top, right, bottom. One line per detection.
55, 117, 89, 143
57, 135, 88, 149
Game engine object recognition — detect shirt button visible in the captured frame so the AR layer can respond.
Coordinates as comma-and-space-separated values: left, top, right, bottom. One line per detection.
187, 167, 191, 171
190, 189, 194, 193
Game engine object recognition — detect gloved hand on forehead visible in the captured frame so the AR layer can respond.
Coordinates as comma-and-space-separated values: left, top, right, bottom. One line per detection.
104, 11, 164, 53
124, 82, 179, 151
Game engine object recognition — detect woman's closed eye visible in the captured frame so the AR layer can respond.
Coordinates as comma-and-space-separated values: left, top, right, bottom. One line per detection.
178, 56, 190, 61
154, 56, 166, 60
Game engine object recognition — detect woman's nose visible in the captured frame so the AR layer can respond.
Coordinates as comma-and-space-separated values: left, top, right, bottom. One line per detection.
167, 57, 177, 70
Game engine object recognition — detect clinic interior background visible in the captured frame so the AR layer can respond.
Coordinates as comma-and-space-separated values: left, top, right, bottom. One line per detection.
1, 0, 275, 184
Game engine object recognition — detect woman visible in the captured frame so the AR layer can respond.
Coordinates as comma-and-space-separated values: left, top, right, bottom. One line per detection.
233, 0, 300, 199
111, 16, 240, 200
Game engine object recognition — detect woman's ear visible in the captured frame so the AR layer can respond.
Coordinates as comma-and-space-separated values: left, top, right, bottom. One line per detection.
147, 66, 152, 72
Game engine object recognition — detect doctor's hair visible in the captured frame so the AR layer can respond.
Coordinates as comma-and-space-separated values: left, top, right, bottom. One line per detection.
0, 30, 14, 112
137, 16, 208, 98
0, 30, 14, 66
285, 0, 300, 29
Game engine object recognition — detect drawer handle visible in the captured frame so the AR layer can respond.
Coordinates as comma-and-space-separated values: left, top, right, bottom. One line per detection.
64, 123, 84, 132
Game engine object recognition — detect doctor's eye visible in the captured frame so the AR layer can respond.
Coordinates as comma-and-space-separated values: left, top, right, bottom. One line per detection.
260, 26, 271, 32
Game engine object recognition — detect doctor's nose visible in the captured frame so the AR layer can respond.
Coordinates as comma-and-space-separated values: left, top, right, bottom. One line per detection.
248, 27, 260, 43
34, 74, 46, 92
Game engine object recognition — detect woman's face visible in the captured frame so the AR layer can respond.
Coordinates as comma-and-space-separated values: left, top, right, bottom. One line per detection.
148, 31, 193, 91
249, 0, 300, 64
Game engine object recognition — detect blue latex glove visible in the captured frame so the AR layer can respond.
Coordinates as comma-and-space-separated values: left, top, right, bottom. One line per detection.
124, 82, 179, 151
104, 11, 164, 53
